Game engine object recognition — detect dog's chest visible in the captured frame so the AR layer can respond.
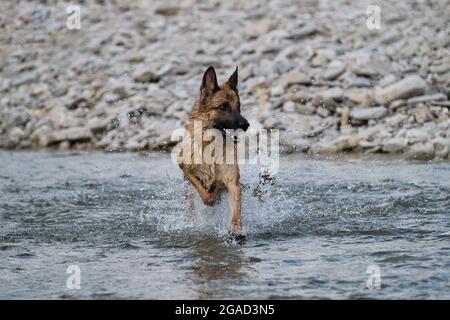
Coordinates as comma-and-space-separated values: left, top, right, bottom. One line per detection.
189, 163, 219, 189
188, 163, 237, 190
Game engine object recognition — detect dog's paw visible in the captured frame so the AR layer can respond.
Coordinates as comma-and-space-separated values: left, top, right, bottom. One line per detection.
202, 195, 216, 206
227, 231, 246, 244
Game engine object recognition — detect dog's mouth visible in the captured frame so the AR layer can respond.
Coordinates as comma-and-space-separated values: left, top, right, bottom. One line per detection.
214, 126, 240, 143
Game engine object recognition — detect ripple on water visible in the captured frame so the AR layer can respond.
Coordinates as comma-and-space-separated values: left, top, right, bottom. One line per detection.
1, 151, 450, 299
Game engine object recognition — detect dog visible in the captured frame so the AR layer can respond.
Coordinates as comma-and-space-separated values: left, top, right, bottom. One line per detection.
178, 66, 249, 241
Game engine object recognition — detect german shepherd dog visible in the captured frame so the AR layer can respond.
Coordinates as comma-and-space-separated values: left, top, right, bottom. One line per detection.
178, 66, 249, 241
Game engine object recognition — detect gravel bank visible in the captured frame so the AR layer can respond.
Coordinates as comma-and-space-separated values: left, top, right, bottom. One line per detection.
1, 0, 449, 160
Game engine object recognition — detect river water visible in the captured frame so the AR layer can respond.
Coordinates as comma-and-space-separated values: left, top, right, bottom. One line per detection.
0, 150, 449, 299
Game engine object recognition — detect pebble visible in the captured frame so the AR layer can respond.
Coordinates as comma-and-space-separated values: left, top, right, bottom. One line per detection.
323, 61, 346, 81
375, 76, 427, 105
283, 70, 311, 87
383, 137, 408, 153
406, 128, 430, 144
404, 142, 435, 161
133, 69, 160, 83
407, 93, 448, 105
350, 107, 387, 121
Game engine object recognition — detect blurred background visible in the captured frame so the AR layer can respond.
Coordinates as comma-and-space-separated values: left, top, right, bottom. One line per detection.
1, 0, 449, 159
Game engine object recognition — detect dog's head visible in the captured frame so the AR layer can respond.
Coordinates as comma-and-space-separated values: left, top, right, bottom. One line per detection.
194, 66, 249, 133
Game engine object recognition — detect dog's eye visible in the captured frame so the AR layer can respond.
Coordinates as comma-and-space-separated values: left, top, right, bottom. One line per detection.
217, 102, 230, 111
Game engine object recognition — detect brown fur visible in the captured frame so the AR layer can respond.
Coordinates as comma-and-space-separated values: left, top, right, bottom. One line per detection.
178, 66, 249, 236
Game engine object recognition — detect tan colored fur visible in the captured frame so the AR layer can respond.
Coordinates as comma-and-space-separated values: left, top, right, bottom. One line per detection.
178, 67, 246, 235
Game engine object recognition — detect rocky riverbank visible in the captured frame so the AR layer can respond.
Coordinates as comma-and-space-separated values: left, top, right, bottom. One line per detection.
1, 0, 450, 160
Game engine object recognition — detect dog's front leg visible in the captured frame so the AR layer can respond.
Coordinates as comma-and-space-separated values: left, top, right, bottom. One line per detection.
226, 182, 242, 235
180, 166, 217, 206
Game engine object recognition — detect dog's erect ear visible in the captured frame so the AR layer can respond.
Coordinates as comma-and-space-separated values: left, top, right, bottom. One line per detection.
225, 66, 238, 91
201, 66, 219, 97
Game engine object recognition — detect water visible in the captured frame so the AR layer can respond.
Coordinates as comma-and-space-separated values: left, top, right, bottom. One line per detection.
0, 150, 449, 299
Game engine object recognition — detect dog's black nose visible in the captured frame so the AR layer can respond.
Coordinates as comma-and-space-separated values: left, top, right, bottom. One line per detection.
240, 118, 249, 132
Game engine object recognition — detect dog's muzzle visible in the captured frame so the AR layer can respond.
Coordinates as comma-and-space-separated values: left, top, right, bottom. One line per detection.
239, 118, 250, 132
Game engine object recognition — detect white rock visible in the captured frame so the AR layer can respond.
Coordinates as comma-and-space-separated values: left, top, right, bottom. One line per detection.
133, 68, 159, 83
282, 101, 296, 113
316, 88, 343, 101
405, 142, 435, 160
283, 70, 311, 87
345, 88, 374, 105
46, 105, 77, 128
316, 106, 330, 117
323, 61, 345, 80
287, 24, 316, 40
311, 49, 336, 67
415, 105, 434, 123
385, 113, 407, 128
350, 107, 387, 120
383, 137, 407, 153
87, 117, 109, 132
270, 85, 284, 97
407, 93, 447, 105
378, 74, 397, 88
245, 19, 272, 38
405, 128, 430, 143
375, 76, 427, 105
346, 52, 380, 77
47, 127, 93, 144
281, 132, 311, 152
30, 125, 51, 147
432, 137, 450, 158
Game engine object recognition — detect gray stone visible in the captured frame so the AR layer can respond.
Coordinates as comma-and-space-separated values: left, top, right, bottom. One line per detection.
281, 132, 311, 153
405, 143, 435, 161
270, 85, 284, 97
46, 106, 78, 128
407, 93, 447, 105
389, 99, 407, 110
30, 125, 52, 147
10, 73, 38, 87
406, 128, 430, 143
432, 137, 450, 158
47, 127, 93, 144
345, 88, 374, 105
375, 76, 427, 105
350, 107, 387, 120
296, 103, 316, 115
87, 117, 110, 133
323, 61, 345, 80
385, 113, 407, 128
315, 88, 343, 102
414, 105, 434, 123
282, 101, 296, 113
383, 137, 407, 153
311, 49, 336, 67
316, 106, 330, 117
283, 70, 311, 87
346, 52, 385, 77
133, 69, 160, 83
378, 74, 397, 88
287, 24, 316, 40
345, 75, 373, 88
245, 19, 272, 38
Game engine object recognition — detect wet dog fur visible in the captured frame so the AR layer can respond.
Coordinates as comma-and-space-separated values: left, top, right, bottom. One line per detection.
178, 66, 249, 240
